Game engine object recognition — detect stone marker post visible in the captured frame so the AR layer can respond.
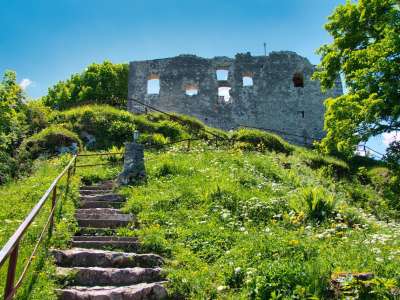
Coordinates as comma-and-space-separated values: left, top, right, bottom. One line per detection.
118, 130, 146, 185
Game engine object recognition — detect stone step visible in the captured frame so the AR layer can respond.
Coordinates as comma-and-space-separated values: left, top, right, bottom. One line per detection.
79, 200, 124, 209
80, 194, 124, 202
76, 218, 132, 229
57, 282, 167, 300
71, 236, 140, 251
52, 248, 163, 268
80, 189, 115, 196
73, 236, 138, 242
76, 208, 126, 216
56, 267, 163, 286
75, 227, 117, 236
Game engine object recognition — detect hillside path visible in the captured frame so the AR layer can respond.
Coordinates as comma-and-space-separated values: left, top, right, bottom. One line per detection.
53, 180, 167, 300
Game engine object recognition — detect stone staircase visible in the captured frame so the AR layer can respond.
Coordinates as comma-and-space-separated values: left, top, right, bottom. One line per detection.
53, 181, 167, 300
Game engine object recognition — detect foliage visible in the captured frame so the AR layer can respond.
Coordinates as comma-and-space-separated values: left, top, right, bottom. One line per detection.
43, 61, 128, 109
383, 141, 400, 172
0, 70, 27, 183
25, 100, 52, 134
18, 125, 81, 160
231, 128, 293, 154
298, 149, 350, 178
295, 187, 336, 222
313, 0, 400, 157
52, 105, 136, 150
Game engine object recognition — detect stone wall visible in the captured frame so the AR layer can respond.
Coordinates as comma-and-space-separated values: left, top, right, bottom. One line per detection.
127, 52, 342, 145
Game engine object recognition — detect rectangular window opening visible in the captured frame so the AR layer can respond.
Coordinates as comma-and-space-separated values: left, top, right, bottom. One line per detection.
186, 88, 198, 96
243, 76, 253, 87
218, 86, 231, 102
147, 77, 160, 94
216, 69, 229, 81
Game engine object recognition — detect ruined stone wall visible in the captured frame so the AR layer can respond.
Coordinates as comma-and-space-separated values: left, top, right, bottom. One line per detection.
128, 52, 342, 145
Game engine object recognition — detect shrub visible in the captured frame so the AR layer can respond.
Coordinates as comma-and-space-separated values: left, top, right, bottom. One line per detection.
52, 105, 136, 149
300, 150, 350, 178
138, 133, 169, 149
25, 100, 52, 134
293, 187, 336, 222
19, 125, 82, 159
231, 129, 293, 154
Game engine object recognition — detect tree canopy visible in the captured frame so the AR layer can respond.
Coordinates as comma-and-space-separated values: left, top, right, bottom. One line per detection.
313, 0, 400, 157
43, 61, 128, 110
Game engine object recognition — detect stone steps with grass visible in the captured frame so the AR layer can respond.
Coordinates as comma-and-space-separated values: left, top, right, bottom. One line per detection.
53, 180, 167, 300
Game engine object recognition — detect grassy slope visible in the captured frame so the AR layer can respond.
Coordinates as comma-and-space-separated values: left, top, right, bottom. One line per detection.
0, 155, 80, 299
115, 143, 400, 299
2, 141, 399, 299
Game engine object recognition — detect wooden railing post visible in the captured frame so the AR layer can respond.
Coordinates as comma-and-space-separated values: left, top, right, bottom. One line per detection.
73, 156, 77, 175
49, 186, 57, 234
65, 167, 72, 196
4, 242, 19, 300
187, 139, 191, 151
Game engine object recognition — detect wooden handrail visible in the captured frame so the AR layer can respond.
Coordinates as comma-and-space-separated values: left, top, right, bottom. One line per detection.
0, 155, 76, 300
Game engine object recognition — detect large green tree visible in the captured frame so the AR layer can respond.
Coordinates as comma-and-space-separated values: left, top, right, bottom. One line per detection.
313, 0, 400, 157
43, 61, 128, 109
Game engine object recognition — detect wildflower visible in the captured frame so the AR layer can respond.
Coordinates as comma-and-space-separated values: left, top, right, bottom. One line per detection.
289, 239, 300, 246
217, 286, 227, 292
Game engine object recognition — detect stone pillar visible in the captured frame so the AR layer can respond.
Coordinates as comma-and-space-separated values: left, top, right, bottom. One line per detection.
117, 141, 146, 185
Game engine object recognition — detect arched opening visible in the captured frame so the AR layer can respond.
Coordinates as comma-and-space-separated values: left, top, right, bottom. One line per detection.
147, 74, 160, 94
292, 73, 304, 88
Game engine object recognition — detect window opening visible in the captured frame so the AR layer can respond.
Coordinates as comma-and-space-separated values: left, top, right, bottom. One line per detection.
218, 87, 231, 102
216, 69, 229, 81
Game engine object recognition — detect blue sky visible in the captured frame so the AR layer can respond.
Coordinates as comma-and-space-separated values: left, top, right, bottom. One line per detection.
0, 0, 393, 154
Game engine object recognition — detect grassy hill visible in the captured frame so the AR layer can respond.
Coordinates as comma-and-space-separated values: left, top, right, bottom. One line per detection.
1, 106, 399, 299
113, 142, 399, 299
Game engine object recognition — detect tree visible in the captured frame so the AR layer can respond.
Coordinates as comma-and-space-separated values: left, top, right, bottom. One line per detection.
313, 0, 400, 157
0, 70, 26, 182
43, 61, 129, 109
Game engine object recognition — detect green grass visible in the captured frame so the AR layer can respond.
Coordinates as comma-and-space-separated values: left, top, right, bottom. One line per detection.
115, 142, 400, 299
0, 154, 80, 299
2, 139, 400, 299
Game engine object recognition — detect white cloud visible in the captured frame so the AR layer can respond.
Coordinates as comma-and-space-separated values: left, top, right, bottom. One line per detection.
19, 78, 33, 90
383, 131, 400, 146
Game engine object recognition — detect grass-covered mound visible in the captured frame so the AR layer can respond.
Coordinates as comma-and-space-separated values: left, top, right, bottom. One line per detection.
18, 125, 82, 159
112, 143, 400, 299
232, 128, 293, 154
50, 105, 226, 150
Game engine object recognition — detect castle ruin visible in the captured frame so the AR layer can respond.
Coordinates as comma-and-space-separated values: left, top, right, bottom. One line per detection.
128, 52, 342, 145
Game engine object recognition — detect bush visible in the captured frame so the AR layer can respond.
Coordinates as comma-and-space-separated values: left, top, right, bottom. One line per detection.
231, 129, 293, 154
25, 100, 52, 134
138, 133, 169, 149
300, 150, 350, 178
52, 105, 136, 149
19, 125, 81, 159
293, 187, 336, 222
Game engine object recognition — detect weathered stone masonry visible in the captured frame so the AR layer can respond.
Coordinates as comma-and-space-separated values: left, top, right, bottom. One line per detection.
128, 52, 342, 145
